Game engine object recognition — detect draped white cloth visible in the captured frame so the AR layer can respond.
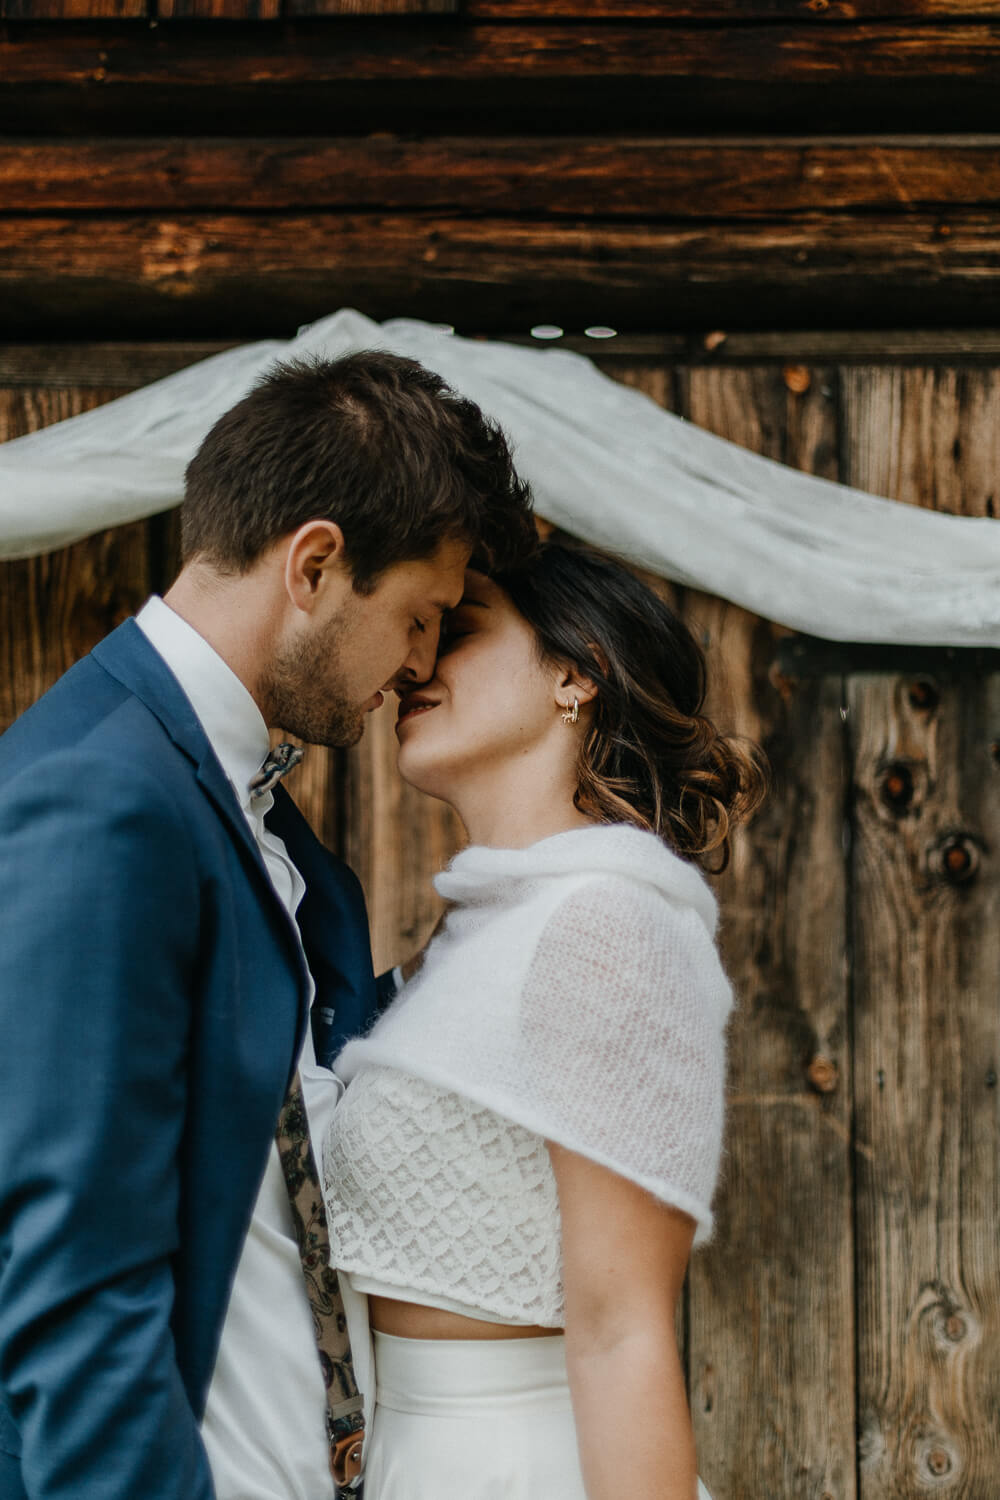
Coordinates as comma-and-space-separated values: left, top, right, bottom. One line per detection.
1, 308, 997, 645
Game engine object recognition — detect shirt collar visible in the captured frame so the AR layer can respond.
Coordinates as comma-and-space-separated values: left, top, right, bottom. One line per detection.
135, 595, 270, 810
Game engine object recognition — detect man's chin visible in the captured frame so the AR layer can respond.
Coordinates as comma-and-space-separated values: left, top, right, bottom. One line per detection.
323, 711, 368, 750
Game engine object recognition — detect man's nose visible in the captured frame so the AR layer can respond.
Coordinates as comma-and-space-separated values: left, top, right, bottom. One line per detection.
393, 622, 441, 689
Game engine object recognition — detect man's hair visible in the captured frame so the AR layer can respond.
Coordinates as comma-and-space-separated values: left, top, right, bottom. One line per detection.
181, 350, 537, 590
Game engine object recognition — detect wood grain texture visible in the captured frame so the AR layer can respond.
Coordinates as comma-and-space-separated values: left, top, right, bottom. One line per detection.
839, 368, 1000, 517
287, 0, 458, 13
5, 23, 1000, 134
156, 0, 280, 19
675, 367, 855, 1500
3, 211, 1000, 336
340, 696, 464, 977
6, 136, 1000, 215
11, 334, 1000, 389
842, 369, 1000, 1497
0, 386, 153, 732
5, 21, 1000, 85
465, 1, 1000, 15
0, 0, 144, 17
3, 347, 1000, 1495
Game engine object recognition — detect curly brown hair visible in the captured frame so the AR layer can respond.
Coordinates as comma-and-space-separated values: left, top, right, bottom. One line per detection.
495, 542, 768, 871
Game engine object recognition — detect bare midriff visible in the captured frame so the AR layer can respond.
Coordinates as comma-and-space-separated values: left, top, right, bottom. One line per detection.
368, 1294, 563, 1341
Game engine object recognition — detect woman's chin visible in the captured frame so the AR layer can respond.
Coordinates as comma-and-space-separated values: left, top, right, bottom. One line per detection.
396, 743, 453, 801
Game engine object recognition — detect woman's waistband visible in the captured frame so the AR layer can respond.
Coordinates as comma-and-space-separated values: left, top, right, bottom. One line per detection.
373, 1330, 572, 1415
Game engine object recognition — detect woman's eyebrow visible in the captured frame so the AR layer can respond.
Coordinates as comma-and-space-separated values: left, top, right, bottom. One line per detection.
455, 596, 490, 610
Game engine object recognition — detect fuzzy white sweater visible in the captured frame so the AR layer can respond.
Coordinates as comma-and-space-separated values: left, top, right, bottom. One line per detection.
329, 823, 732, 1305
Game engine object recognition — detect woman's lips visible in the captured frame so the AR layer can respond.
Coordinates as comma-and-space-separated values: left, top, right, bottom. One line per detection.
396, 698, 439, 730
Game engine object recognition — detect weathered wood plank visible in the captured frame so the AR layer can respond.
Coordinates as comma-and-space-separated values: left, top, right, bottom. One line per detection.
5, 21, 1000, 86
4, 23, 1000, 134
156, 0, 455, 16
0, 0, 144, 18
839, 367, 1000, 517
675, 367, 855, 1500
340, 695, 464, 977
156, 0, 279, 19
0, 386, 153, 732
11, 333, 1000, 389
287, 0, 458, 13
6, 136, 1000, 216
3, 211, 999, 336
0, 342, 240, 387
465, 1, 1000, 15
842, 369, 1000, 1497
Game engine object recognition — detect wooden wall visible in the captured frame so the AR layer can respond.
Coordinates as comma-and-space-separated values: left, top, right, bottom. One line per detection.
2, 337, 998, 1499
3, 0, 1000, 1493
4, 2, 1000, 334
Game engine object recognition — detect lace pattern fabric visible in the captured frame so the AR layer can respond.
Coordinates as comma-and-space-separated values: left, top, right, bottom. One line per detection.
323, 1065, 565, 1326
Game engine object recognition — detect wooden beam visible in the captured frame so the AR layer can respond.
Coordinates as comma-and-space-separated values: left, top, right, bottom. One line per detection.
154, 0, 454, 16
5, 136, 1000, 215
4, 22, 1000, 133
0, 0, 144, 16
11, 330, 1000, 389
465, 1, 1000, 15
2, 211, 999, 335
156, 0, 279, 19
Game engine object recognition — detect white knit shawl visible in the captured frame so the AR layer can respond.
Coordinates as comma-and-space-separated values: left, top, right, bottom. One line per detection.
335, 823, 732, 1243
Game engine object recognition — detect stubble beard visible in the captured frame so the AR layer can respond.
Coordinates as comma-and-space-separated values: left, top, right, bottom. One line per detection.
260, 611, 369, 749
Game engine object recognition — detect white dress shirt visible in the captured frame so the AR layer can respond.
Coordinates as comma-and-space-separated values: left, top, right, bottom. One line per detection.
136, 597, 336, 1500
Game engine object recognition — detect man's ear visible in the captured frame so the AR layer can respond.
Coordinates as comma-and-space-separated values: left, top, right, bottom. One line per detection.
284, 521, 348, 611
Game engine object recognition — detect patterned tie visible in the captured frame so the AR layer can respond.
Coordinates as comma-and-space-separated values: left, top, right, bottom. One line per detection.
275, 1074, 365, 1494
250, 742, 305, 799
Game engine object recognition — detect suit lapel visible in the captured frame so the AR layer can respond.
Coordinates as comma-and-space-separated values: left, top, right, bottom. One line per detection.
92, 621, 313, 1028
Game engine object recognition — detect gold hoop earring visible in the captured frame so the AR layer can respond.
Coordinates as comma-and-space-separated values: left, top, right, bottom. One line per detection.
561, 697, 580, 725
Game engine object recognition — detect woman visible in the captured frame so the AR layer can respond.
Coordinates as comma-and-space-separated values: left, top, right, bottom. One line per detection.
322, 542, 766, 1500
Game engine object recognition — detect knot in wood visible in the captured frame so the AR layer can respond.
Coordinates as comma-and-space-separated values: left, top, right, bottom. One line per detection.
783, 364, 811, 394
943, 1314, 967, 1343
912, 1429, 961, 1487
879, 761, 915, 814
907, 679, 939, 713
806, 1055, 839, 1094
929, 832, 980, 887
926, 1447, 952, 1478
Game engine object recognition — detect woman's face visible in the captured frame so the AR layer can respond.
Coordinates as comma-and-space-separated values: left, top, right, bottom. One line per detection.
394, 571, 562, 800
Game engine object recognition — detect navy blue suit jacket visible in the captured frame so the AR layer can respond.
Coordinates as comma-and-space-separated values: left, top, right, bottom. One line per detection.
0, 621, 384, 1499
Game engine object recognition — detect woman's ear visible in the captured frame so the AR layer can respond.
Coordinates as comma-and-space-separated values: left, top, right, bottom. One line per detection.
554, 664, 598, 716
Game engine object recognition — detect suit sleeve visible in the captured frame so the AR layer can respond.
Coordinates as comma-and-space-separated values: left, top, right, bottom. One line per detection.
0, 752, 216, 1499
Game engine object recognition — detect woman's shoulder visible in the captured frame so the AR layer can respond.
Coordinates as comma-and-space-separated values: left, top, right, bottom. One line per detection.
439, 820, 718, 936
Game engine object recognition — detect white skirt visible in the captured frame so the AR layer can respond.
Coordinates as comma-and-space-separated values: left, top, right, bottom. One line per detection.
361, 1330, 713, 1500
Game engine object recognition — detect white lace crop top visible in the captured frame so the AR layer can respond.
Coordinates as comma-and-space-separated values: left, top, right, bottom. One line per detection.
323, 1064, 565, 1327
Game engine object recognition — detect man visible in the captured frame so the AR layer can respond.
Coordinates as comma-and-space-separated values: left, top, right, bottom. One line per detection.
0, 351, 535, 1500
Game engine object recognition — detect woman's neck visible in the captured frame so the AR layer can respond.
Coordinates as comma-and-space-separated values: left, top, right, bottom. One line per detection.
447, 757, 597, 850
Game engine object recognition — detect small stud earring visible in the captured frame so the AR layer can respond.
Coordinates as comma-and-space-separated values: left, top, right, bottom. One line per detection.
561, 697, 580, 725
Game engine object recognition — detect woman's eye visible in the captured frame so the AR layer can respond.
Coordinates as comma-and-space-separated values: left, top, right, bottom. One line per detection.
437, 627, 466, 655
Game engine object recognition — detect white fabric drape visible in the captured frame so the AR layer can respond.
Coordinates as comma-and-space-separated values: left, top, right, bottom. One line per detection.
1, 308, 997, 645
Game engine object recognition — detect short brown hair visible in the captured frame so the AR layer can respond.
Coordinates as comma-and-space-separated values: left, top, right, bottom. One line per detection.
181, 351, 536, 589
495, 542, 768, 871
